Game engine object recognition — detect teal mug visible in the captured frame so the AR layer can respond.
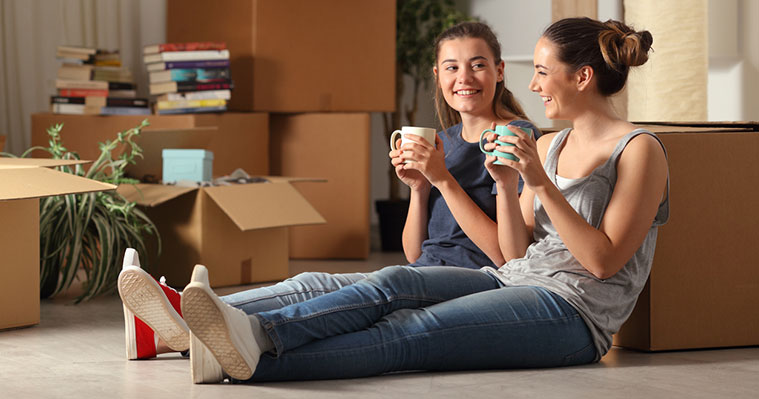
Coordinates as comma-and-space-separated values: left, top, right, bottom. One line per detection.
479, 125, 533, 164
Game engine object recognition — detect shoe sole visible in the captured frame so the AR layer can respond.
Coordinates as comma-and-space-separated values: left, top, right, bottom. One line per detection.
182, 285, 255, 381
190, 332, 224, 384
118, 268, 189, 352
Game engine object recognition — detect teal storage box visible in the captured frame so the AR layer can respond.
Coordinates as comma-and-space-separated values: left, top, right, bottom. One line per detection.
162, 149, 213, 183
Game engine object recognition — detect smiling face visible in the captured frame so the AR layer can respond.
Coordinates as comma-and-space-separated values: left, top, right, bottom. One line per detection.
529, 37, 579, 120
434, 37, 503, 119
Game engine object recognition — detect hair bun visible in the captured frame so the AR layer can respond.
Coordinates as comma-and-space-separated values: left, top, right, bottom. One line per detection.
598, 20, 653, 70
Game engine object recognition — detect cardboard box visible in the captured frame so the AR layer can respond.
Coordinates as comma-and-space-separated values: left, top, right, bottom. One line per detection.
613, 122, 759, 351
30, 112, 270, 178
117, 177, 325, 288
162, 149, 214, 183
270, 113, 370, 259
166, 0, 396, 112
0, 158, 115, 330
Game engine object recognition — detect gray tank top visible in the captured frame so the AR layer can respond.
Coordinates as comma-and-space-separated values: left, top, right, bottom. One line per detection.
482, 128, 670, 360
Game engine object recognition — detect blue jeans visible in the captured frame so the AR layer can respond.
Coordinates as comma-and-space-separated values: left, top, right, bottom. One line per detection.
221, 271, 369, 314
242, 265, 596, 382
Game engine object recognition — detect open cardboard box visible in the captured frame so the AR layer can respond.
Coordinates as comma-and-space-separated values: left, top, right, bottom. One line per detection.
0, 158, 115, 330
118, 176, 325, 288
125, 126, 216, 182
31, 112, 270, 177
613, 121, 759, 351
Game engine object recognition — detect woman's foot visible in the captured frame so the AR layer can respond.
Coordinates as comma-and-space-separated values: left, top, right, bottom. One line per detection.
182, 265, 266, 382
118, 248, 190, 359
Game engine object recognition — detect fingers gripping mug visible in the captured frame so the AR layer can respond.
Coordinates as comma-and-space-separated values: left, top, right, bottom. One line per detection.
390, 126, 437, 163
479, 125, 533, 164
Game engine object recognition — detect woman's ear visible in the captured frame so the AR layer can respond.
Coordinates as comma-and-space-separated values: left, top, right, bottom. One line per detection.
576, 65, 594, 91
497, 60, 505, 82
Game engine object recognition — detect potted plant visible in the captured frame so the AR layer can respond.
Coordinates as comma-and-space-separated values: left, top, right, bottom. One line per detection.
1, 120, 159, 302
377, 0, 473, 251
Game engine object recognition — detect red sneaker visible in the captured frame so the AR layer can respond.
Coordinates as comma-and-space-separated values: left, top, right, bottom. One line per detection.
118, 248, 189, 360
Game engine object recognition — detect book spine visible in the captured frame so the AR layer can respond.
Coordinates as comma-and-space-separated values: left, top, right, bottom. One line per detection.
158, 89, 232, 101
145, 49, 230, 63
51, 96, 86, 105
157, 68, 231, 83
100, 106, 151, 116
158, 42, 227, 52
156, 105, 226, 115
156, 98, 226, 110
148, 60, 230, 71
58, 88, 109, 97
107, 82, 136, 90
106, 98, 149, 107
56, 79, 109, 90
175, 81, 233, 92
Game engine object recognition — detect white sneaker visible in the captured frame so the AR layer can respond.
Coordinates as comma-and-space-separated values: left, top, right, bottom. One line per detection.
182, 265, 261, 382
190, 332, 225, 383
118, 248, 190, 358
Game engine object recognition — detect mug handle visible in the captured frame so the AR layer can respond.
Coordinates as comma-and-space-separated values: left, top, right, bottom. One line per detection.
479, 129, 496, 154
390, 130, 403, 151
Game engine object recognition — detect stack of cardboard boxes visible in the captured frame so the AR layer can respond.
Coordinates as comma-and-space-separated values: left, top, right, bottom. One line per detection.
29, 0, 395, 288
165, 0, 396, 260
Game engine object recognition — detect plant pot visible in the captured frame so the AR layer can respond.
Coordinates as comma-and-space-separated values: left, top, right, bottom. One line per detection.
40, 260, 60, 299
375, 199, 409, 252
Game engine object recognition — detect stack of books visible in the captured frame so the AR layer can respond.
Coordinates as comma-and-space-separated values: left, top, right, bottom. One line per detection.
51, 45, 150, 115
144, 42, 232, 114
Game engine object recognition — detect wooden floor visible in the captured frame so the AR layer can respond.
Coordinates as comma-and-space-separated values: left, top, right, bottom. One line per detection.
1, 252, 757, 398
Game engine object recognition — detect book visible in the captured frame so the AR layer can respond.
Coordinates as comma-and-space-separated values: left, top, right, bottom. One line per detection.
156, 105, 226, 115
149, 80, 233, 95
107, 81, 136, 91
56, 79, 109, 90
143, 49, 230, 64
57, 88, 108, 97
148, 68, 231, 84
94, 50, 122, 67
92, 66, 133, 83
108, 89, 137, 98
144, 41, 227, 54
50, 103, 101, 115
56, 45, 97, 61
146, 59, 230, 72
51, 95, 106, 107
57, 64, 94, 81
52, 96, 148, 108
57, 45, 97, 55
100, 106, 151, 115
156, 89, 232, 102
156, 98, 226, 110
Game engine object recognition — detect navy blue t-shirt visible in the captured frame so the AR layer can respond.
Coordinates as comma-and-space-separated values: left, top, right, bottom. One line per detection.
410, 120, 541, 269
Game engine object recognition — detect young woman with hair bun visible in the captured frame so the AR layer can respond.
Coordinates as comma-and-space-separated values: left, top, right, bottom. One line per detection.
120, 17, 668, 383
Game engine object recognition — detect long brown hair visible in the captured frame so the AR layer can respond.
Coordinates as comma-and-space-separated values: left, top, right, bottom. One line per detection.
433, 21, 529, 131
542, 17, 653, 96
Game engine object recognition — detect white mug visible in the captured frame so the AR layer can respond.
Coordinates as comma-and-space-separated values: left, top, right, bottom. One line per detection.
389, 126, 437, 163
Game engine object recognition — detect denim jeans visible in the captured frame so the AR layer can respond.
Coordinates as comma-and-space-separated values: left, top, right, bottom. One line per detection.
221, 271, 369, 314
243, 265, 596, 382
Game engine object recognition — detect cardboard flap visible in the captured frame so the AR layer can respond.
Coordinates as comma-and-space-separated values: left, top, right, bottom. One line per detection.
265, 176, 327, 184
204, 182, 325, 231
0, 167, 115, 201
117, 184, 197, 206
0, 158, 91, 168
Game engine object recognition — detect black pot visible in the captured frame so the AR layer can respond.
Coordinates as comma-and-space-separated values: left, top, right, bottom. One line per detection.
375, 199, 409, 252
39, 259, 60, 299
